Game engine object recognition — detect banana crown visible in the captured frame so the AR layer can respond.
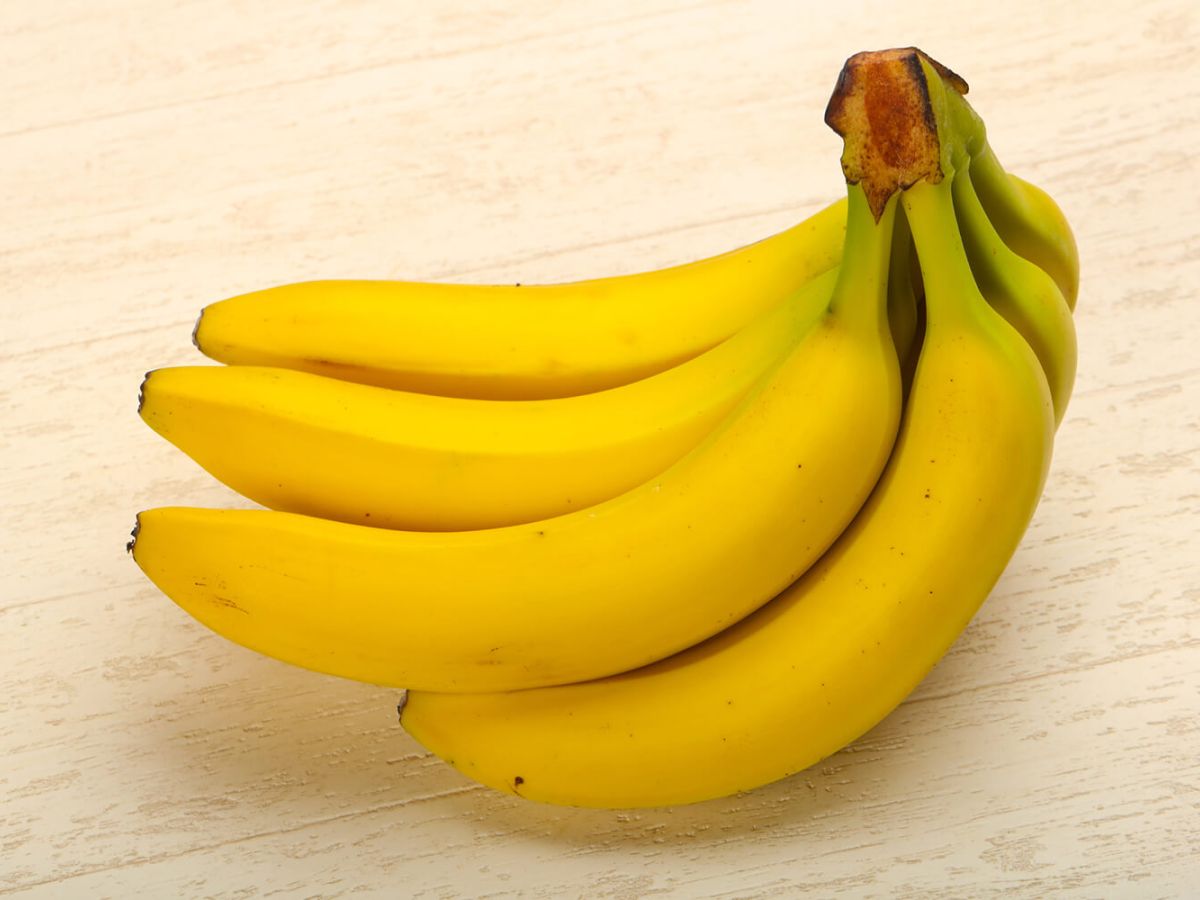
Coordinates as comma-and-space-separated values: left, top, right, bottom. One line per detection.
825, 48, 971, 220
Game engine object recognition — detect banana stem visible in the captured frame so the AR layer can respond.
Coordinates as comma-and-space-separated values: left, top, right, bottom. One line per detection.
968, 144, 1028, 224
824, 48, 1012, 334
827, 185, 897, 331
953, 161, 1016, 289
954, 161, 1075, 425
824, 48, 967, 222
901, 177, 988, 331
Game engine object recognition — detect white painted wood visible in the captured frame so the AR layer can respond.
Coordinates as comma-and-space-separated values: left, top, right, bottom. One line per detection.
2, 0, 1197, 896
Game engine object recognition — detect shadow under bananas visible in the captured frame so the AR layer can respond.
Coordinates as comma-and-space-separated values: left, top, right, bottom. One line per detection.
140, 552, 1044, 856
418, 706, 966, 860
410, 537, 1060, 847
144, 638, 903, 846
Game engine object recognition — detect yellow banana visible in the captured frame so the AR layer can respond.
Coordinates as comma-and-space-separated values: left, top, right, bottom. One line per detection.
399, 48, 1057, 809
139, 268, 837, 531
192, 201, 846, 399
130, 182, 901, 693
954, 164, 1077, 424
401, 172, 1055, 809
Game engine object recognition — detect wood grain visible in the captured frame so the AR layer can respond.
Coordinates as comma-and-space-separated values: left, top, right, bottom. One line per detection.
2, 0, 1197, 896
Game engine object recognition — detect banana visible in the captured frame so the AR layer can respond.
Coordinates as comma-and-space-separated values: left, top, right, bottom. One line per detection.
954, 164, 1077, 423
129, 181, 901, 693
193, 201, 846, 400
973, 152, 1079, 311
942, 89, 1079, 310
139, 268, 837, 531
400, 170, 1055, 809
398, 48, 1057, 809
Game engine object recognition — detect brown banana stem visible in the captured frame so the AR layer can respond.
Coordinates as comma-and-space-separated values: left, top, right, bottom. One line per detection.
824, 47, 968, 221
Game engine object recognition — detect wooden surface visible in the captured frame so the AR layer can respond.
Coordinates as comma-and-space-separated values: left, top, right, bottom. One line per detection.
3, 1, 1198, 896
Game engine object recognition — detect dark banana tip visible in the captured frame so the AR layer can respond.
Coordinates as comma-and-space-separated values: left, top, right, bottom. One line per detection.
396, 690, 409, 722
137, 370, 154, 415
126, 514, 142, 555
191, 308, 205, 351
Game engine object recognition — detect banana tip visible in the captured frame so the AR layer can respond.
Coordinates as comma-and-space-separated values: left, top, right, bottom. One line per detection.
137, 370, 153, 414
126, 514, 142, 555
395, 690, 409, 722
191, 308, 205, 351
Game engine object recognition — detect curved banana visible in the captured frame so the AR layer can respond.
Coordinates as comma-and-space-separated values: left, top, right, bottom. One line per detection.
192, 200, 846, 400
954, 165, 1076, 423
400, 174, 1055, 809
130, 183, 901, 693
139, 269, 838, 531
973, 152, 1079, 310
942, 88, 1078, 310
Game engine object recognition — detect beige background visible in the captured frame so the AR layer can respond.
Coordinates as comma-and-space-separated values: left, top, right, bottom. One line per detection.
3, 1, 1198, 896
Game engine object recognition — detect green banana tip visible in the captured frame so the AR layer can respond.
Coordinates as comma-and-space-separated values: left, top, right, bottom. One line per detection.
825, 47, 968, 222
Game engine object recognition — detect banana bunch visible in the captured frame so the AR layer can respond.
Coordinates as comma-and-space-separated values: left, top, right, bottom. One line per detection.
130, 48, 1078, 808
